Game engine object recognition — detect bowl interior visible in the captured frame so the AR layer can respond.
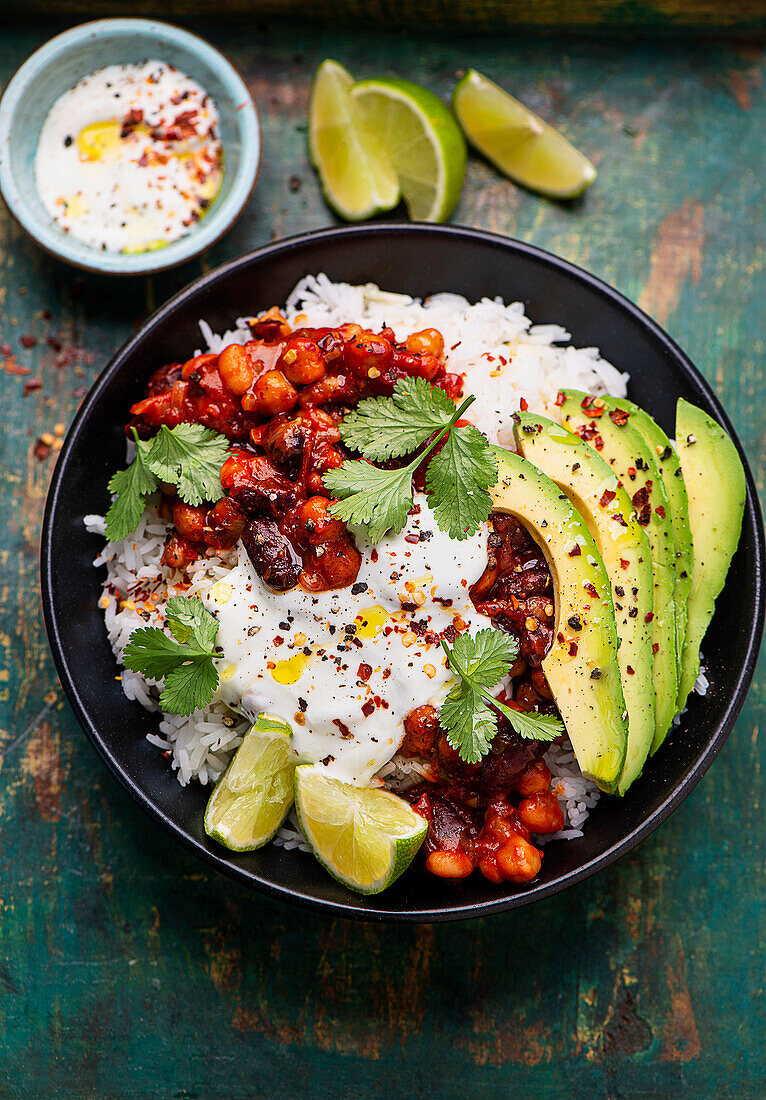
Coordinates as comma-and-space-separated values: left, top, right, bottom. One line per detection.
41, 225, 765, 921
0, 20, 259, 274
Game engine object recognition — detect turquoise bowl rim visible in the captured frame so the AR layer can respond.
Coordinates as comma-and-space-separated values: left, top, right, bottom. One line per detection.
0, 18, 261, 275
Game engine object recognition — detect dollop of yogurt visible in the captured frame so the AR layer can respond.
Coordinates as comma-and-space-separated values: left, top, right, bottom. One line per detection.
203, 498, 490, 784
35, 60, 223, 254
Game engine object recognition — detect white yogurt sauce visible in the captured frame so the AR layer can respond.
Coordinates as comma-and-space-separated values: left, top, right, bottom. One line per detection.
34, 60, 223, 253
203, 498, 490, 785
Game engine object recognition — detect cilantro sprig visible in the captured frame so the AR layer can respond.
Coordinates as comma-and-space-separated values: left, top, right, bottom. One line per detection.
324, 377, 498, 543
105, 424, 229, 542
123, 596, 220, 716
440, 629, 565, 763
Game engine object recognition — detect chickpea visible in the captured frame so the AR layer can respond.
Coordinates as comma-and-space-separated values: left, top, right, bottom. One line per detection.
278, 336, 326, 385
172, 501, 207, 542
311, 536, 362, 589
515, 759, 552, 798
426, 849, 473, 879
161, 534, 198, 570
401, 704, 440, 757
241, 370, 298, 416
204, 497, 247, 550
496, 836, 542, 883
218, 344, 255, 396
181, 352, 218, 380
517, 792, 565, 835
298, 374, 346, 408
298, 496, 346, 545
483, 801, 519, 844
405, 328, 445, 358
477, 856, 504, 884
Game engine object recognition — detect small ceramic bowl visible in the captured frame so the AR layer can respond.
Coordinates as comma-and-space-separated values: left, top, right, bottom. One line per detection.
0, 19, 261, 275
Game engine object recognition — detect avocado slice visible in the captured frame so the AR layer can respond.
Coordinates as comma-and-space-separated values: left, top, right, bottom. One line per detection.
491, 446, 628, 792
514, 413, 655, 794
588, 395, 694, 666
675, 399, 746, 710
555, 390, 678, 752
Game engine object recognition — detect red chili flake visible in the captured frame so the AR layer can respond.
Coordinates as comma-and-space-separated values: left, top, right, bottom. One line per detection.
34, 439, 50, 461
404, 533, 420, 544
361, 700, 375, 718
599, 488, 616, 508
568, 641, 579, 657
620, 558, 630, 570
371, 549, 378, 562
645, 612, 654, 623
609, 407, 630, 427
632, 486, 651, 526
357, 663, 372, 682
19, 334, 37, 348
612, 512, 628, 528
557, 631, 566, 644
652, 643, 660, 654
554, 391, 565, 407
5, 359, 30, 376
333, 719, 353, 739
593, 434, 604, 451
626, 666, 635, 675
568, 544, 582, 557
519, 397, 528, 411
273, 635, 284, 646
584, 582, 599, 598
23, 378, 42, 395
655, 505, 666, 518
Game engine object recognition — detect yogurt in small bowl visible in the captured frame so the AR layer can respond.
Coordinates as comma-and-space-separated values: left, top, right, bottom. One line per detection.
0, 19, 260, 275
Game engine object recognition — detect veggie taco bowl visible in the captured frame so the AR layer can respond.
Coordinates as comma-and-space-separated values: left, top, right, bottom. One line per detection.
41, 224, 765, 921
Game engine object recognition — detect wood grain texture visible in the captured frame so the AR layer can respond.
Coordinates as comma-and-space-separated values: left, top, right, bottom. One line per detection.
0, 24, 764, 1100
6, 1, 766, 32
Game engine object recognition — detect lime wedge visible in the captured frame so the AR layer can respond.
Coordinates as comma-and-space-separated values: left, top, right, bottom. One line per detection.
204, 713, 295, 852
453, 68, 596, 199
309, 59, 400, 221
294, 765, 428, 894
351, 78, 466, 222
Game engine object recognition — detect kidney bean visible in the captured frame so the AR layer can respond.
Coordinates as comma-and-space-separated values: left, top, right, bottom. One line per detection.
242, 518, 300, 591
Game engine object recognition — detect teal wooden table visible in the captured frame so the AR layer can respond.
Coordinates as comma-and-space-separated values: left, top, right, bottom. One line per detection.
1, 21, 764, 1100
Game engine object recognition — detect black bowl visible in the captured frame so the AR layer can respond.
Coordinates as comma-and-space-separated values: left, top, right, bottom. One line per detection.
41, 224, 765, 922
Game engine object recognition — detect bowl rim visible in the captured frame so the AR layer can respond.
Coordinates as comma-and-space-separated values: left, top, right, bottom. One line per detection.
0, 17, 261, 276
40, 222, 766, 922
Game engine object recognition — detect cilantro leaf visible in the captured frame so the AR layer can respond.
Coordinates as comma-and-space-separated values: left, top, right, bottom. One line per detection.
122, 596, 220, 717
146, 423, 229, 506
340, 377, 458, 460
104, 430, 159, 542
159, 657, 220, 717
440, 628, 564, 762
165, 595, 219, 650
324, 460, 415, 545
426, 424, 498, 540
326, 380, 496, 544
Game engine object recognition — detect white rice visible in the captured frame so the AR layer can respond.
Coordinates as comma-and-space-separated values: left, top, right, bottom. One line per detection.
88, 274, 703, 853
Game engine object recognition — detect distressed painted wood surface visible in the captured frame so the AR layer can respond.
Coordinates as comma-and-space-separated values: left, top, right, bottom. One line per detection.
0, 23, 764, 1100
8, 1, 766, 33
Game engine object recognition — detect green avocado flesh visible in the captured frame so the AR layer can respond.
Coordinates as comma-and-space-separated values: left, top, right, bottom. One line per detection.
492, 447, 628, 792
595, 395, 694, 670
514, 413, 655, 794
675, 399, 746, 710
556, 391, 678, 753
